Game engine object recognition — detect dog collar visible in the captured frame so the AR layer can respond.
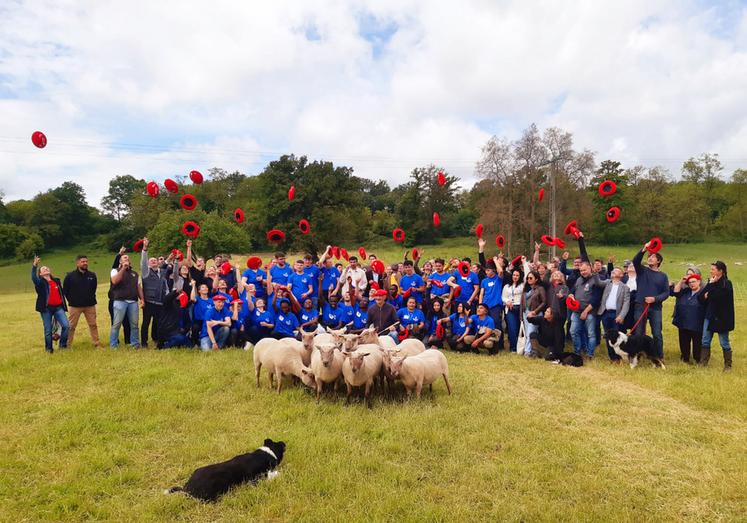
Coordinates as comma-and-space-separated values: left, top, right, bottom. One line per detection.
259, 446, 278, 461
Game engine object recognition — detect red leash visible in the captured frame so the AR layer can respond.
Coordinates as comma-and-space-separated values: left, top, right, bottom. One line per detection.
628, 303, 650, 334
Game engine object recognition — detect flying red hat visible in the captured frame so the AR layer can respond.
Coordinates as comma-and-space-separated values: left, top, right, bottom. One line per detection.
495, 235, 505, 249
475, 223, 484, 238
646, 237, 663, 254
288, 185, 295, 201
538, 188, 545, 202
298, 219, 310, 235
599, 180, 617, 197
564, 220, 581, 240
412, 248, 420, 260
171, 248, 184, 262
182, 221, 200, 238
164, 179, 179, 193
606, 207, 621, 223
189, 170, 203, 184
392, 228, 405, 243
566, 296, 580, 311
31, 131, 47, 149
220, 262, 232, 275
341, 248, 350, 261
369, 281, 380, 291
234, 208, 245, 224
541, 235, 555, 247
371, 259, 385, 275
374, 289, 387, 297
433, 212, 440, 227
553, 237, 567, 249
437, 171, 446, 186
212, 294, 227, 301
266, 229, 286, 244
458, 261, 470, 278
178, 291, 189, 309
511, 255, 522, 267
331, 246, 340, 260
246, 256, 262, 270
180, 194, 197, 211
133, 239, 144, 252
146, 181, 159, 198
358, 247, 367, 259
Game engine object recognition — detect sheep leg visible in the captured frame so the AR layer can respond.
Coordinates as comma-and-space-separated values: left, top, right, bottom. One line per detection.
276, 371, 283, 393
364, 381, 373, 409
316, 381, 322, 403
333, 379, 339, 393
267, 370, 274, 389
255, 363, 262, 388
345, 382, 352, 404
442, 374, 452, 395
415, 380, 423, 399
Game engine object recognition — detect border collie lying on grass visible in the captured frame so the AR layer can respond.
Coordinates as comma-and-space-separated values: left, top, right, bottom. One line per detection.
605, 330, 666, 369
165, 438, 285, 502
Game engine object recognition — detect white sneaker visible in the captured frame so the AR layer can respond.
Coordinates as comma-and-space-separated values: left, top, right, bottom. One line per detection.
243, 342, 254, 351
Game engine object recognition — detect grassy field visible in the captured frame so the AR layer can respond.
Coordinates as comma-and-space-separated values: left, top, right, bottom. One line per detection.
1, 241, 745, 521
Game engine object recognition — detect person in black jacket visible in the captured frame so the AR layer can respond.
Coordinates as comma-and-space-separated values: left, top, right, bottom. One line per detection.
527, 307, 565, 359
32, 255, 69, 353
157, 290, 193, 349
63, 254, 100, 348
698, 261, 735, 370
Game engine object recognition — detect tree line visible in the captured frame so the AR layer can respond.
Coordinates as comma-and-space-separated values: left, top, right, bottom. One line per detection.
1, 124, 745, 260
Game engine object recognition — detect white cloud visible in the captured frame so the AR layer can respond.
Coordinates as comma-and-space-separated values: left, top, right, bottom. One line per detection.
1, 0, 746, 205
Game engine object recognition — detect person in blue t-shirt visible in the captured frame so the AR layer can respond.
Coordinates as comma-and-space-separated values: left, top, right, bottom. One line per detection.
427, 258, 452, 301
288, 260, 313, 304
321, 295, 347, 329
339, 291, 356, 327
387, 285, 403, 310
320, 258, 341, 304
350, 298, 369, 334
199, 295, 232, 351
298, 298, 319, 333
464, 303, 499, 354
241, 266, 267, 299
247, 298, 274, 345
229, 288, 255, 347
397, 297, 426, 338
271, 298, 300, 339
423, 297, 447, 349
441, 302, 472, 352
191, 282, 213, 345
479, 260, 505, 350
303, 254, 321, 309
451, 260, 480, 307
400, 261, 426, 306
268, 252, 292, 298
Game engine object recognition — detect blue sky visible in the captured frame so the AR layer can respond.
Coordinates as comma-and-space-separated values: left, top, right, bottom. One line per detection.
1, 0, 746, 205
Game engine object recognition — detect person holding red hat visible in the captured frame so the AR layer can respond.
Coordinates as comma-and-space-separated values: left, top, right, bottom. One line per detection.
426, 258, 452, 309
366, 289, 400, 345
631, 240, 670, 359
241, 258, 267, 301
199, 295, 231, 351
397, 296, 426, 339
156, 290, 194, 349
671, 270, 705, 364
139, 238, 170, 348
478, 257, 506, 353
302, 254, 322, 310
109, 250, 143, 349
319, 247, 341, 306
287, 259, 313, 306
266, 252, 292, 302
450, 257, 480, 310
400, 261, 425, 307
423, 297, 447, 349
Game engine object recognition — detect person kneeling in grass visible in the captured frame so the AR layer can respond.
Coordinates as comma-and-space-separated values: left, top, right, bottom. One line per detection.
199, 295, 231, 351
463, 303, 501, 354
441, 302, 472, 352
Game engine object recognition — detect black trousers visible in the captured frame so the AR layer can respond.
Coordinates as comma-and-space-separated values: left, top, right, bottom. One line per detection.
141, 302, 162, 346
108, 299, 130, 344
678, 328, 702, 363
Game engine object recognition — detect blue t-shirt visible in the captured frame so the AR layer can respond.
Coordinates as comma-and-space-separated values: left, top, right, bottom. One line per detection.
400, 274, 425, 304
469, 314, 495, 335
387, 295, 403, 309
193, 296, 213, 321
397, 307, 426, 329
220, 270, 237, 291
270, 264, 292, 287
304, 265, 321, 298
288, 272, 312, 302
429, 272, 451, 297
454, 271, 479, 303
321, 266, 341, 294
298, 308, 319, 332
251, 308, 274, 329
449, 313, 470, 337
232, 291, 253, 328
200, 306, 231, 338
322, 304, 345, 327
339, 303, 355, 326
242, 268, 267, 298
480, 275, 503, 308
274, 311, 299, 337
427, 315, 442, 335
353, 306, 369, 329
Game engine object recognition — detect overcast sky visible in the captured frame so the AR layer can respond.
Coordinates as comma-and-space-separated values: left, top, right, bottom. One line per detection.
1, 0, 746, 206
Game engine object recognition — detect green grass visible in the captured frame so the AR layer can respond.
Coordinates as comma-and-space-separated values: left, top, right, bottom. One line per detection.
1, 241, 746, 521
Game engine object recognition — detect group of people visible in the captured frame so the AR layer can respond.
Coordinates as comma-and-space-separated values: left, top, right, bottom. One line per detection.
31, 230, 735, 370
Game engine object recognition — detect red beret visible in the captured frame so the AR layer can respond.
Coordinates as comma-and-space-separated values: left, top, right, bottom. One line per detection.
180, 194, 197, 211
374, 289, 387, 297
298, 219, 310, 235
246, 256, 262, 270
212, 295, 227, 301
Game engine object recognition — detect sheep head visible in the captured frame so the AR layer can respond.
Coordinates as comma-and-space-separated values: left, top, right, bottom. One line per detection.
389, 355, 407, 378
315, 343, 337, 368
300, 368, 316, 388
349, 352, 369, 373
357, 327, 377, 344
301, 331, 315, 352
341, 334, 360, 352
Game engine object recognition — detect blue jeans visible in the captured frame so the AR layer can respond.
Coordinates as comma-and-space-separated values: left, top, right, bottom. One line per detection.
488, 305, 504, 350
505, 306, 520, 352
702, 318, 731, 351
601, 310, 621, 361
387, 331, 399, 345
40, 306, 69, 351
200, 326, 229, 351
633, 303, 663, 358
571, 311, 597, 356
523, 311, 537, 356
162, 334, 193, 349
110, 300, 140, 348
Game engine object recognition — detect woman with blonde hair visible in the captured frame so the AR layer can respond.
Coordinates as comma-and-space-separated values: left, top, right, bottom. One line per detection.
31, 255, 70, 353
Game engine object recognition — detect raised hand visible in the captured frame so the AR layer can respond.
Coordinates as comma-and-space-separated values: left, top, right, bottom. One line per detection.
33, 255, 40, 266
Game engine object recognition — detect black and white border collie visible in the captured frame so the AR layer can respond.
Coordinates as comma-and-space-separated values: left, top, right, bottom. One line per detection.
165, 438, 285, 502
605, 330, 665, 369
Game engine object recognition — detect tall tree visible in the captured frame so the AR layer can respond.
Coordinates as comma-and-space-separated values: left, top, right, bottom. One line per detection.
101, 175, 146, 221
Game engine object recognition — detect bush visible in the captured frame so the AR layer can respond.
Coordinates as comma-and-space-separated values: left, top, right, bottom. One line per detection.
145, 210, 251, 256
0, 224, 45, 259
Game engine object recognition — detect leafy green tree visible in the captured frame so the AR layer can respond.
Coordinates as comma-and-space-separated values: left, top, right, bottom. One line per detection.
144, 210, 251, 257
588, 160, 637, 244
101, 175, 145, 221
15, 233, 44, 260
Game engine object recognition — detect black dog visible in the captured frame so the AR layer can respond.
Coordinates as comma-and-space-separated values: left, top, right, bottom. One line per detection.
605, 330, 665, 369
546, 352, 584, 367
165, 438, 285, 502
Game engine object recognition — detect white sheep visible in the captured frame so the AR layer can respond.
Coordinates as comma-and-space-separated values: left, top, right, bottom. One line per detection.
357, 326, 397, 349
310, 342, 344, 402
253, 338, 316, 393
388, 350, 452, 399
341, 344, 384, 408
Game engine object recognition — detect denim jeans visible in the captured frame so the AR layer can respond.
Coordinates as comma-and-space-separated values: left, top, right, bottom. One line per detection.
110, 300, 140, 348
161, 334, 193, 349
387, 331, 400, 345
505, 306, 521, 352
523, 311, 537, 356
601, 309, 620, 361
488, 305, 505, 351
633, 303, 663, 358
40, 306, 69, 351
200, 325, 229, 351
571, 311, 597, 356
701, 318, 731, 351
